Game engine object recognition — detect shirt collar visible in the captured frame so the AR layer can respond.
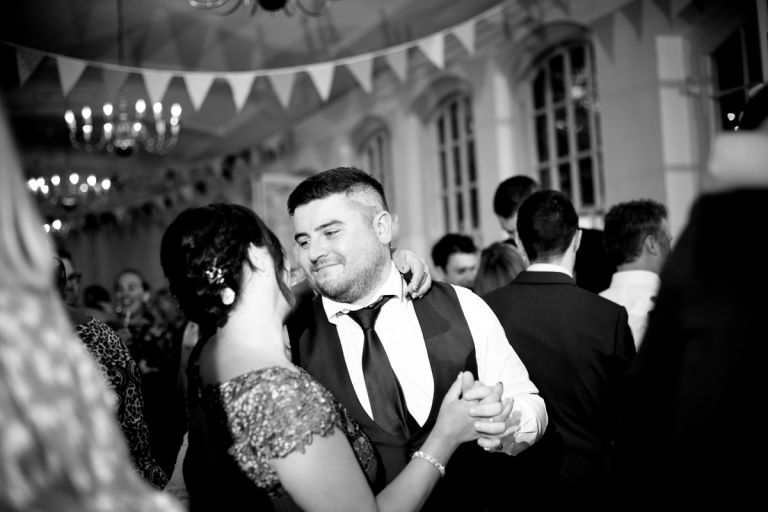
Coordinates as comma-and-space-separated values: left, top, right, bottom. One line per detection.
526, 262, 573, 278
609, 269, 660, 287
321, 261, 406, 321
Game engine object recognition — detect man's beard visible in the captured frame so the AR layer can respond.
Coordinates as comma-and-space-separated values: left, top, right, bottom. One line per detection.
309, 247, 390, 304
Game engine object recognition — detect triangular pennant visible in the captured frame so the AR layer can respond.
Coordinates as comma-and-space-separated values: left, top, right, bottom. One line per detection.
102, 68, 129, 103
418, 33, 445, 70
384, 49, 408, 83
142, 69, 175, 106
183, 72, 217, 111
224, 72, 257, 112
619, 0, 644, 40
452, 20, 475, 55
650, 0, 674, 20
267, 71, 298, 109
16, 48, 44, 86
306, 62, 335, 101
56, 56, 88, 97
346, 57, 374, 93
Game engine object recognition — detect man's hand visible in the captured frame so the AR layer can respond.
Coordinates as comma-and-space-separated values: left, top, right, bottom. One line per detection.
392, 248, 432, 298
462, 379, 518, 452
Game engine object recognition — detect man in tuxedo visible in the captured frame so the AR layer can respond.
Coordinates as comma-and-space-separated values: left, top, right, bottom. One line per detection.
482, 190, 635, 507
287, 167, 547, 511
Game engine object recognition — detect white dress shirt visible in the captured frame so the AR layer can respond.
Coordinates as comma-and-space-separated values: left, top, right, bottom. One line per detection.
600, 270, 660, 349
321, 261, 547, 455
525, 262, 573, 277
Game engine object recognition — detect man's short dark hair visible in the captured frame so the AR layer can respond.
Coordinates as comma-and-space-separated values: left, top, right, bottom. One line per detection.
603, 199, 667, 267
493, 176, 539, 219
431, 233, 477, 271
287, 166, 388, 215
517, 190, 578, 262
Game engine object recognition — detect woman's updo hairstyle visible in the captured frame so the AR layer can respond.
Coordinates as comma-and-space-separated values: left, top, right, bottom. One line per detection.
160, 203, 289, 332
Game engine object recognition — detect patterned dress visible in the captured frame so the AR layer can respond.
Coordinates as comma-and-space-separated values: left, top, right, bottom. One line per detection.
75, 318, 168, 488
0, 288, 182, 512
184, 364, 379, 510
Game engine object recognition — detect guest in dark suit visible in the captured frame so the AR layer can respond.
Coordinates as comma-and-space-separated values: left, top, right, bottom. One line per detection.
482, 190, 635, 507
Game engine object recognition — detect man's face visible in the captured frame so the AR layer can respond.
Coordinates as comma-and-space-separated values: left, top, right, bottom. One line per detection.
498, 213, 517, 240
293, 193, 391, 304
61, 257, 81, 307
443, 252, 479, 289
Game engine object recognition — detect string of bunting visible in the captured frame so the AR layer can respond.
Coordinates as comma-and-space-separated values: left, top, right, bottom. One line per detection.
6, 3, 506, 112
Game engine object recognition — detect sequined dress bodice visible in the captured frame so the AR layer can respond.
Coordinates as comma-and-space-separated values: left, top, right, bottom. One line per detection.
186, 364, 378, 505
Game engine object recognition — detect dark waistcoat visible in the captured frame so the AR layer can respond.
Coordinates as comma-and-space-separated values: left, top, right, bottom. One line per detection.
289, 282, 489, 511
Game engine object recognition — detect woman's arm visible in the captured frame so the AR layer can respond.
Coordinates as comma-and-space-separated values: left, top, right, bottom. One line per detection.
272, 372, 499, 512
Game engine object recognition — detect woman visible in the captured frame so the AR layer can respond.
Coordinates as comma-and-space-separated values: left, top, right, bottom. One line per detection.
159, 203, 501, 512
474, 241, 526, 296
112, 268, 185, 474
0, 96, 180, 511
54, 258, 169, 489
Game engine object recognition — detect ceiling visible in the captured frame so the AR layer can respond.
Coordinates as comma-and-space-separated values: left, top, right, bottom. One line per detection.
1, 0, 504, 183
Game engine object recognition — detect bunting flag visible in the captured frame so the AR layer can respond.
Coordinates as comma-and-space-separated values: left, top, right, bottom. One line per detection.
142, 69, 175, 106
619, 0, 645, 40
306, 62, 336, 101
267, 71, 298, 109
452, 20, 476, 55
184, 72, 217, 111
224, 72, 257, 112
9, 1, 507, 110
16, 48, 43, 86
384, 49, 408, 83
418, 33, 445, 70
592, 10, 616, 62
346, 57, 373, 93
56, 56, 87, 97
102, 68, 129, 103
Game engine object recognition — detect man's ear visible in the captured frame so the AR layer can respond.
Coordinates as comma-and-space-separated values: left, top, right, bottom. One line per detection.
373, 210, 393, 244
644, 233, 660, 255
572, 229, 583, 254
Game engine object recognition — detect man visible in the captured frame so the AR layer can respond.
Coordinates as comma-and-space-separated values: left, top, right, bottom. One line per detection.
430, 233, 479, 290
57, 248, 82, 308
492, 175, 538, 245
287, 167, 547, 511
600, 199, 671, 348
482, 190, 635, 507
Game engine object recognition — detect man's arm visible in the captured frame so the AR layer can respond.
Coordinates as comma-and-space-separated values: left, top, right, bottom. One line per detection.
454, 287, 548, 455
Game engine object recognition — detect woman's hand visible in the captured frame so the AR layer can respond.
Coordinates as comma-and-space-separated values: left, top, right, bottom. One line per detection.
391, 248, 432, 299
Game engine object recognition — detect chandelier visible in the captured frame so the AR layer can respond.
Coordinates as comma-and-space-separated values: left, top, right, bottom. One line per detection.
186, 0, 332, 18
64, 98, 182, 157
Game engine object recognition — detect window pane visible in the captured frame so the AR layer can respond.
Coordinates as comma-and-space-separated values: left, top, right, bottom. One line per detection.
442, 195, 450, 229
456, 192, 464, 228
437, 115, 445, 145
450, 101, 459, 141
535, 114, 548, 162
578, 157, 595, 206
471, 187, 479, 229
464, 96, 474, 134
467, 139, 476, 182
439, 151, 448, 187
538, 166, 551, 190
558, 162, 572, 198
549, 53, 565, 103
555, 106, 569, 157
533, 69, 546, 109
718, 90, 744, 130
744, 17, 764, 85
574, 102, 592, 151
713, 31, 744, 92
453, 146, 462, 186
569, 45, 585, 78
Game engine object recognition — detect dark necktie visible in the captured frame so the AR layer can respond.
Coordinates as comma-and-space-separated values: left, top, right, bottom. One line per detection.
347, 295, 410, 438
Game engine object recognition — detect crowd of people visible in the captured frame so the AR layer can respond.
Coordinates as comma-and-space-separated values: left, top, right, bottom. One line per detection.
2, 83, 766, 511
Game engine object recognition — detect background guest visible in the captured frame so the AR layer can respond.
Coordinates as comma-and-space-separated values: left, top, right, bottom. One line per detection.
473, 241, 526, 296
430, 232, 479, 290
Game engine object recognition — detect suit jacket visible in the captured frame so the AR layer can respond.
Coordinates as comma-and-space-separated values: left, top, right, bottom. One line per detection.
483, 270, 635, 505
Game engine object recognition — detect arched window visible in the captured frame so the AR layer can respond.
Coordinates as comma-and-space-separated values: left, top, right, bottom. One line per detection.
531, 42, 603, 213
433, 94, 479, 235
352, 117, 394, 206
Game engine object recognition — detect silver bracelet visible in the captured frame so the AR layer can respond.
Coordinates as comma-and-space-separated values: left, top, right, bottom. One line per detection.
411, 450, 446, 477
